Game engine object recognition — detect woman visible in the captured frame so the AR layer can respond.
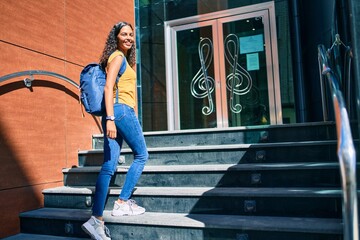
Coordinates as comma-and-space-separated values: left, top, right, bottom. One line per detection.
82, 21, 149, 240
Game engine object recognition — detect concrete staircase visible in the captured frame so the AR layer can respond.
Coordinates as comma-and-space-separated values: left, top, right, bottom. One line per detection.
5, 122, 358, 240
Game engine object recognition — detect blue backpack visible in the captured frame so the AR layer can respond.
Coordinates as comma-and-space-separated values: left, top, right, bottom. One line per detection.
80, 59, 127, 116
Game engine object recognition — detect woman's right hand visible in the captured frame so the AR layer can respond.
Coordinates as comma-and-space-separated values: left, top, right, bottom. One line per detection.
106, 120, 117, 139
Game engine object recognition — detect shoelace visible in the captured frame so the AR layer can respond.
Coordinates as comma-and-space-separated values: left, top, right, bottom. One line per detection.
104, 225, 111, 238
127, 199, 138, 207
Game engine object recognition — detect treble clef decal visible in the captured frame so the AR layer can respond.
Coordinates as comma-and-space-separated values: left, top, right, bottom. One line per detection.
224, 34, 255, 113
190, 37, 215, 115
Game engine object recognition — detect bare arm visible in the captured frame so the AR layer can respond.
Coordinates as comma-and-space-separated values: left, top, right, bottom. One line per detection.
104, 55, 123, 139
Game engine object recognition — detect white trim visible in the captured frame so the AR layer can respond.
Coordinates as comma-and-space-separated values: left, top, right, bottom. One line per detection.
268, 2, 283, 124
165, 2, 276, 27
164, 23, 175, 130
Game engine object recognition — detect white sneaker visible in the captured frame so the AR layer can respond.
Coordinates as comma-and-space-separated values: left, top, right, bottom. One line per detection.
81, 216, 111, 240
112, 199, 146, 216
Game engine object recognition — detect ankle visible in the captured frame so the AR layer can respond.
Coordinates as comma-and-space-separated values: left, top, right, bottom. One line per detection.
94, 216, 103, 222
117, 199, 127, 204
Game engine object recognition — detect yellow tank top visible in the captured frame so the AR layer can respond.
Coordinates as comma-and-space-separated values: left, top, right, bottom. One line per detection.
107, 50, 136, 108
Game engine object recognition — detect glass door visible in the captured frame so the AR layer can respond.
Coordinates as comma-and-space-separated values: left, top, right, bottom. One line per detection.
218, 11, 281, 127
165, 3, 282, 130
174, 20, 222, 129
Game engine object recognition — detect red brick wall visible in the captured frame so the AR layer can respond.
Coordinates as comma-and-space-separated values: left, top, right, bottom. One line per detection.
0, 0, 135, 237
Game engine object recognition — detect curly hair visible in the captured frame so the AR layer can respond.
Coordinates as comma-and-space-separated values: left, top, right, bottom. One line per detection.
99, 21, 136, 70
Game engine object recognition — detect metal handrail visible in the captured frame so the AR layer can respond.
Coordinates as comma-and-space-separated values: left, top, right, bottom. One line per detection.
0, 70, 106, 132
318, 44, 358, 240
0, 70, 79, 89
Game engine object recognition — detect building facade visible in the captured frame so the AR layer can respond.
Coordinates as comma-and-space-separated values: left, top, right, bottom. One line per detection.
1, 0, 359, 238
136, 0, 360, 133
0, 0, 135, 237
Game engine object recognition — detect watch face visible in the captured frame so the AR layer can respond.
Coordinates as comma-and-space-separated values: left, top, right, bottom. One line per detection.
106, 116, 115, 120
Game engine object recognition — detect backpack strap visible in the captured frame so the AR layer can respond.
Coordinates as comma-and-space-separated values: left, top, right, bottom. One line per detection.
79, 87, 85, 118
114, 58, 127, 104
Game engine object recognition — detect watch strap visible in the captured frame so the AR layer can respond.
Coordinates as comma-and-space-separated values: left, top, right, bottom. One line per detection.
106, 116, 115, 121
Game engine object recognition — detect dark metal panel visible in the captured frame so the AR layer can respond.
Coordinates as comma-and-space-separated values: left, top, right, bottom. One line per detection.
348, 0, 360, 147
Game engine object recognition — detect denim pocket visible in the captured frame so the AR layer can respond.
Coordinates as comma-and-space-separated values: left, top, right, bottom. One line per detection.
113, 103, 126, 121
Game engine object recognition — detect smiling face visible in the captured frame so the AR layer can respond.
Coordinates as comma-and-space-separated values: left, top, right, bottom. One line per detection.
117, 25, 134, 54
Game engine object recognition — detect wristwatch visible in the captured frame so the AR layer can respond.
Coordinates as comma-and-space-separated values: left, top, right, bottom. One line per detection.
106, 116, 115, 121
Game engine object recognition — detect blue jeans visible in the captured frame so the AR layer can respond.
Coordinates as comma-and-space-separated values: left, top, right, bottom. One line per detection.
92, 103, 149, 217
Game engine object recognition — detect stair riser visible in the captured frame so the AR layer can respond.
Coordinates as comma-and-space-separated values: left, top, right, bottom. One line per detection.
64, 169, 342, 188
79, 144, 338, 167
43, 194, 343, 218
20, 217, 342, 240
93, 124, 339, 149
20, 219, 86, 238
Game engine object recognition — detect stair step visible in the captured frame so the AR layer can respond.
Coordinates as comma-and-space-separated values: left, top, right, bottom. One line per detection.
20, 208, 343, 239
79, 141, 338, 166
66, 162, 341, 173
14, 122, 355, 240
92, 122, 338, 149
44, 185, 344, 198
63, 162, 342, 188
3, 233, 84, 240
43, 186, 344, 218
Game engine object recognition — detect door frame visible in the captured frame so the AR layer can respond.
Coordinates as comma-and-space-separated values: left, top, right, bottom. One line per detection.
164, 1, 281, 131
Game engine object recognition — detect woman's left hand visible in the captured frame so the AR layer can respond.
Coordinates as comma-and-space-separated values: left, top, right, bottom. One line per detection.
106, 120, 117, 139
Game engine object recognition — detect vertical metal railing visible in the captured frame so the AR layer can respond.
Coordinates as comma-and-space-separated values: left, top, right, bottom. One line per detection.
318, 43, 358, 240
